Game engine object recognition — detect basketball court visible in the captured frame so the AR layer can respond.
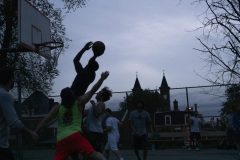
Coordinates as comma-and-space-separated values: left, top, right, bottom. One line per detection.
1, 1, 239, 160
16, 149, 239, 160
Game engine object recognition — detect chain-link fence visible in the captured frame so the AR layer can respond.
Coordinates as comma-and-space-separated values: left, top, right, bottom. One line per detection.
13, 84, 238, 159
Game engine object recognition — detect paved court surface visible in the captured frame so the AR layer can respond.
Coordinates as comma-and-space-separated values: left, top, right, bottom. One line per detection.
15, 149, 240, 160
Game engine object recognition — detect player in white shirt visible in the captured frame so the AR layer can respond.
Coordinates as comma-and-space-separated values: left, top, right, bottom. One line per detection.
189, 112, 202, 150
103, 108, 124, 160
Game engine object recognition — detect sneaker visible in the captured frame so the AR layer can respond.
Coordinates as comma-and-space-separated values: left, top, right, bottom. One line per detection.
195, 147, 200, 151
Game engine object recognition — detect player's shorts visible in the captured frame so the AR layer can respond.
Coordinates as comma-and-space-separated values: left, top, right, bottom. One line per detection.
105, 136, 119, 151
87, 131, 106, 153
133, 134, 148, 150
54, 132, 95, 160
190, 132, 201, 141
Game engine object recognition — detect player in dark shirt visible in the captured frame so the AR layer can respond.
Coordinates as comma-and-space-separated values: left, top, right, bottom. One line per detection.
71, 41, 105, 160
71, 41, 100, 97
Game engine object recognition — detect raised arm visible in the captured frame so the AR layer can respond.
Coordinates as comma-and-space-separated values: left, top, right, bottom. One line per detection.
73, 41, 93, 73
35, 104, 59, 133
78, 71, 109, 105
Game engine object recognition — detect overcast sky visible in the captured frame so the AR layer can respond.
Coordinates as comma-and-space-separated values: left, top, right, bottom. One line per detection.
50, 0, 226, 115
52, 0, 211, 94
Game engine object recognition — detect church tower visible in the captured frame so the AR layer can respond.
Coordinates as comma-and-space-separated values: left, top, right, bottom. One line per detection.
159, 74, 170, 111
132, 73, 142, 92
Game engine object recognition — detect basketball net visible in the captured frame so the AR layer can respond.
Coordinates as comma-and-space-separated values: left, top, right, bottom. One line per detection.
34, 41, 64, 65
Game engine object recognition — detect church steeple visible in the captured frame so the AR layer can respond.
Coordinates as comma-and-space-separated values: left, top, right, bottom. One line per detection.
160, 74, 169, 89
159, 73, 171, 111
132, 73, 142, 92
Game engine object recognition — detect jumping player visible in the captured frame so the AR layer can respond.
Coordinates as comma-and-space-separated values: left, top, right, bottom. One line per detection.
71, 41, 105, 160
71, 41, 104, 97
35, 71, 109, 160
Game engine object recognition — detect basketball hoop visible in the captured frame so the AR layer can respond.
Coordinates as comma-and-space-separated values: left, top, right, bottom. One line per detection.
34, 41, 64, 52
34, 41, 64, 60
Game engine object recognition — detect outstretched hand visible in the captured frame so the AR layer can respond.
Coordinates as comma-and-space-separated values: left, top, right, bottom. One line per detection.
83, 41, 93, 50
101, 71, 109, 80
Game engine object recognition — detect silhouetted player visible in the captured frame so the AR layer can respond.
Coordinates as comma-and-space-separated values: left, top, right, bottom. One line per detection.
71, 41, 99, 97
71, 41, 105, 160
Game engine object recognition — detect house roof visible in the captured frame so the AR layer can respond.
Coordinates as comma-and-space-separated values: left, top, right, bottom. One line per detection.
22, 91, 49, 105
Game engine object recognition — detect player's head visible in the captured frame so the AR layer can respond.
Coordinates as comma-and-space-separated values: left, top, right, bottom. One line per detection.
95, 101, 106, 116
60, 87, 75, 108
86, 57, 99, 72
136, 101, 144, 111
0, 67, 14, 90
96, 87, 112, 102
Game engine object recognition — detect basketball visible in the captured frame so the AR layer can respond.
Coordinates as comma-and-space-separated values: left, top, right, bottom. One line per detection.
92, 41, 105, 57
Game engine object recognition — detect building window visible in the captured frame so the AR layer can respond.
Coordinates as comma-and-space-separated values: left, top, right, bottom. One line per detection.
165, 115, 171, 125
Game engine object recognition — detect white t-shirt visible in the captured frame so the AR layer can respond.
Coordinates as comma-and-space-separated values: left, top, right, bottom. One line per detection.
105, 117, 120, 139
190, 116, 201, 133
86, 107, 105, 133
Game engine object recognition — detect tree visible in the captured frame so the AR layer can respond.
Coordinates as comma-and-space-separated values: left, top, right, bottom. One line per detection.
122, 89, 161, 115
195, 0, 240, 84
219, 84, 240, 130
221, 84, 240, 116
0, 0, 86, 97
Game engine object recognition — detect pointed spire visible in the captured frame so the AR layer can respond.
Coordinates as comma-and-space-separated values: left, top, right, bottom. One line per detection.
161, 75, 168, 87
132, 73, 142, 91
160, 73, 169, 89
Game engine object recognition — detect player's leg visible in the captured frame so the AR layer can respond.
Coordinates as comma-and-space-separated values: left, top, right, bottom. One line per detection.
74, 132, 106, 160
104, 140, 111, 160
133, 135, 141, 160
190, 132, 194, 149
108, 136, 124, 160
112, 150, 124, 160
142, 135, 148, 160
54, 138, 72, 160
195, 132, 201, 150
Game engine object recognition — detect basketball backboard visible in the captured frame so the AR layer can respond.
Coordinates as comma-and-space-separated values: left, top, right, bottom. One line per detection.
17, 0, 51, 58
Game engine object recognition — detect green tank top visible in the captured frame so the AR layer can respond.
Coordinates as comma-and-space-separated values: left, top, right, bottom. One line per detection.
57, 101, 82, 141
